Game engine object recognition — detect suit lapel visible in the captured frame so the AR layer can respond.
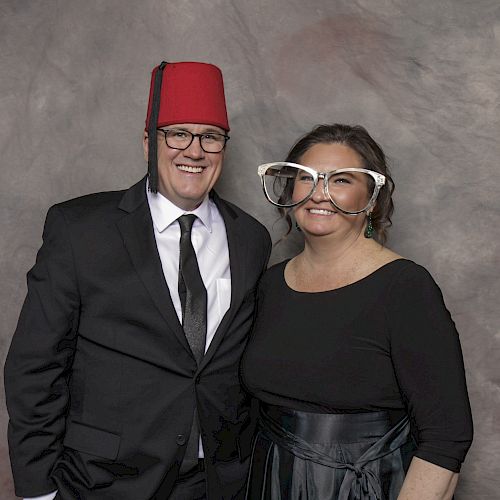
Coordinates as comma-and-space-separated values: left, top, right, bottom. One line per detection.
116, 178, 192, 355
199, 194, 247, 370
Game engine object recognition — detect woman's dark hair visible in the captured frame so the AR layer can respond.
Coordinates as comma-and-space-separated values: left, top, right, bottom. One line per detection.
282, 123, 395, 244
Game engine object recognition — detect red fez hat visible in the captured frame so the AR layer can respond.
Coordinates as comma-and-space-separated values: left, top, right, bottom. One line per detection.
145, 61, 229, 131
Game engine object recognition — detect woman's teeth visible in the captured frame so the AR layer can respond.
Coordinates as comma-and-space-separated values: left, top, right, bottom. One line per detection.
308, 208, 334, 215
177, 165, 204, 173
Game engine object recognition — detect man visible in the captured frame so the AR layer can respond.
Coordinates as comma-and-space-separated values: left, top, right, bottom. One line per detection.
5, 61, 271, 499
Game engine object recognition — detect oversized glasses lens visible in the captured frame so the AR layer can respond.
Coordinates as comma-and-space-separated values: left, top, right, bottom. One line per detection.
164, 129, 226, 153
326, 170, 376, 213
261, 164, 313, 207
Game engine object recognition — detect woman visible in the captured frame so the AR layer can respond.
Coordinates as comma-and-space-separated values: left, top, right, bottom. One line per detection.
241, 124, 473, 499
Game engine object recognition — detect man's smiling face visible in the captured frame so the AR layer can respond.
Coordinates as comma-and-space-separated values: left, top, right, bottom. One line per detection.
144, 123, 225, 210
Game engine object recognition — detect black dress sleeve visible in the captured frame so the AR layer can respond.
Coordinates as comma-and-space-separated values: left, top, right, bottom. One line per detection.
386, 262, 473, 472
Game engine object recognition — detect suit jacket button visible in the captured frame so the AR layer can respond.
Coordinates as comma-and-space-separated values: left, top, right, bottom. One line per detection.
176, 434, 186, 445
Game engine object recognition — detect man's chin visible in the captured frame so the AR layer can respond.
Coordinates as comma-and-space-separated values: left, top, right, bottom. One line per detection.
175, 193, 207, 211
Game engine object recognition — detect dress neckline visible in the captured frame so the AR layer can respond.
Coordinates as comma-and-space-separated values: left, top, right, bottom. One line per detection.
281, 258, 410, 295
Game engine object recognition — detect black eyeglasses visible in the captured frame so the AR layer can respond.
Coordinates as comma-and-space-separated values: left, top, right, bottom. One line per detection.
157, 128, 229, 153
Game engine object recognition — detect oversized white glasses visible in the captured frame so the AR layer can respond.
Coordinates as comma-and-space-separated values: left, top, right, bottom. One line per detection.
257, 162, 386, 215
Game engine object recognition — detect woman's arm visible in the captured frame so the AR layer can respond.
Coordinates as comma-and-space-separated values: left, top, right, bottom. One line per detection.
386, 263, 473, 496
398, 457, 458, 499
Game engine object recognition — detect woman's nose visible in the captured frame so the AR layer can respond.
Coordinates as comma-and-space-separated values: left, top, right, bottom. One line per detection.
311, 176, 328, 202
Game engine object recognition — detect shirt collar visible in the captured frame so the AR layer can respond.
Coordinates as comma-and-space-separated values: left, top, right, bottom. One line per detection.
146, 182, 213, 233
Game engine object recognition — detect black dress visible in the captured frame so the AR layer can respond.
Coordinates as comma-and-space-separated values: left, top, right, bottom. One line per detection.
241, 259, 473, 499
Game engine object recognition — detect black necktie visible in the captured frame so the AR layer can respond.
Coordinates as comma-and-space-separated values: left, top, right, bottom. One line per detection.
178, 214, 207, 362
177, 214, 207, 473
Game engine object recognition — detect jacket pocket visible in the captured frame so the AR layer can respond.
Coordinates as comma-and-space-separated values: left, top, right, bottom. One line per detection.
63, 420, 121, 460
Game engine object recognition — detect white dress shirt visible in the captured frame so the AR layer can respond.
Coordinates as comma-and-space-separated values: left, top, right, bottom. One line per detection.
25, 493, 57, 500
25, 188, 231, 500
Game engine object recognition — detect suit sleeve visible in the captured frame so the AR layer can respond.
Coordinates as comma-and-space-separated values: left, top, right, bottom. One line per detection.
261, 229, 272, 273
387, 263, 473, 472
4, 205, 80, 497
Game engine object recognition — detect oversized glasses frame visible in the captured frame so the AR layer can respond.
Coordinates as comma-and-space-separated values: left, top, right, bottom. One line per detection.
157, 128, 230, 153
257, 162, 386, 215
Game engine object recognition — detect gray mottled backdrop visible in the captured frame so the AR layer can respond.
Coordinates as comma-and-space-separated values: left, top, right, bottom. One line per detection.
1, 0, 498, 498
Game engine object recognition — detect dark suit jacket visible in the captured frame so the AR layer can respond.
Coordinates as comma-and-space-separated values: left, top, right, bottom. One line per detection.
4, 177, 271, 499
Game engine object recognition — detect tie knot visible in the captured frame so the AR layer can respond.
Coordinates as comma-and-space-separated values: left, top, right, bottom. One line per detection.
178, 214, 197, 235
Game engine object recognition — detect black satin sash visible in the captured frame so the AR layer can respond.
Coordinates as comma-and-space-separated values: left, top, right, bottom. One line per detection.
246, 404, 413, 500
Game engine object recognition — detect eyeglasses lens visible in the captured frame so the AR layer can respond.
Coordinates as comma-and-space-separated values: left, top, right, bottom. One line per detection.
327, 171, 375, 212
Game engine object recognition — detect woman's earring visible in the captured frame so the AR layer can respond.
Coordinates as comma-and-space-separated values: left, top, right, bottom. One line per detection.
364, 213, 374, 238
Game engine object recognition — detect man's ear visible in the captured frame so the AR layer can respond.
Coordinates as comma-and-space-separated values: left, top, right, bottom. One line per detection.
142, 131, 148, 161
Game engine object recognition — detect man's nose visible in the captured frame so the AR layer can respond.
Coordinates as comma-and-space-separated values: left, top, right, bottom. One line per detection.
184, 136, 205, 159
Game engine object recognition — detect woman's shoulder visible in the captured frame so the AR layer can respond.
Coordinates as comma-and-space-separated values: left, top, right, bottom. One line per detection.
259, 259, 289, 289
263, 259, 288, 277
265, 259, 289, 274
385, 258, 435, 283
352, 241, 442, 299
381, 258, 445, 306
366, 244, 432, 283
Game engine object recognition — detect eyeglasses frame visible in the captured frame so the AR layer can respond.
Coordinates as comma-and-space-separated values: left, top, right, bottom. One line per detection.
257, 161, 386, 215
157, 128, 230, 154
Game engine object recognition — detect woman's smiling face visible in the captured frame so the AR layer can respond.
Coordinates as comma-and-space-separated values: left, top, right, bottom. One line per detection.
293, 142, 370, 237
